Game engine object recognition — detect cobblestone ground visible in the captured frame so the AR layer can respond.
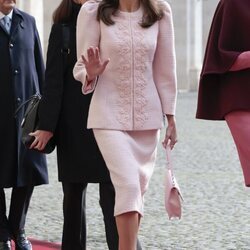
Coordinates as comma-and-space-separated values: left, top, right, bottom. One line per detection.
5, 92, 250, 250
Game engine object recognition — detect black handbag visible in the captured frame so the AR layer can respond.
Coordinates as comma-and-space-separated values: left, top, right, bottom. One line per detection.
15, 94, 56, 154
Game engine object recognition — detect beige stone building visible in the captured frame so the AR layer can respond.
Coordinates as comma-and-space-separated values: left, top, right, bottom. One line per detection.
16, 0, 220, 90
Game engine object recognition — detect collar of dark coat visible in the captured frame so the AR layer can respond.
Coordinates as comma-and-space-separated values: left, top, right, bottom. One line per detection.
13, 8, 24, 20
11, 8, 25, 33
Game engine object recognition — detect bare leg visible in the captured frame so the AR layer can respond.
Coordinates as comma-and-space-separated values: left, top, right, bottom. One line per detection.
116, 211, 140, 250
225, 111, 250, 186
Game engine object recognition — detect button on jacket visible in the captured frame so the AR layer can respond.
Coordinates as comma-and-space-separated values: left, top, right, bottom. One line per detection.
74, 0, 177, 131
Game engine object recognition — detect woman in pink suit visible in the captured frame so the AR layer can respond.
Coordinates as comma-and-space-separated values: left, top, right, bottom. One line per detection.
196, 0, 250, 186
73, 0, 177, 248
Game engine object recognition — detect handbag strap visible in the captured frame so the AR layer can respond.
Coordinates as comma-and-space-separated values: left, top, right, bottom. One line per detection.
166, 145, 173, 172
165, 145, 183, 201
14, 93, 41, 117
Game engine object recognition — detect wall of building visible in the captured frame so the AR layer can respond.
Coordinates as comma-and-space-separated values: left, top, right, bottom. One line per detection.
43, 0, 61, 57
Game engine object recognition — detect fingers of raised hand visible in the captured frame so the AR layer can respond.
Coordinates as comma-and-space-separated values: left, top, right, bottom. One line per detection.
82, 47, 109, 77
94, 47, 100, 60
87, 47, 95, 59
84, 47, 99, 66
81, 55, 87, 64
103, 58, 110, 68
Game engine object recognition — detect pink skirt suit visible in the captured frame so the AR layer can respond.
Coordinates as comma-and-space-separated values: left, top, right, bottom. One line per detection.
73, 0, 177, 216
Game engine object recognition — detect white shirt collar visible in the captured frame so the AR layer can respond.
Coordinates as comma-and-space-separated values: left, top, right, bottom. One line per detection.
0, 9, 13, 20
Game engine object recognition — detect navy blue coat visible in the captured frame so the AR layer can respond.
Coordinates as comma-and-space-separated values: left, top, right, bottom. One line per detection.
0, 8, 48, 188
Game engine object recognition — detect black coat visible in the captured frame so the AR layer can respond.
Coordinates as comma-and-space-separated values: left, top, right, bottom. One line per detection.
38, 4, 111, 183
0, 8, 48, 188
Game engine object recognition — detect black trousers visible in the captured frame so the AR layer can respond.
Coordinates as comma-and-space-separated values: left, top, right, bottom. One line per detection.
61, 182, 142, 250
0, 186, 34, 241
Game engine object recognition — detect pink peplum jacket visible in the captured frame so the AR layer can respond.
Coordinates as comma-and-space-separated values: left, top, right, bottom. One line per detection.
73, 0, 177, 131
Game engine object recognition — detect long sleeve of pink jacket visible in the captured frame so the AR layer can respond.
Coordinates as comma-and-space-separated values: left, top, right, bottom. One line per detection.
73, 2, 100, 94
152, 1, 177, 115
73, 0, 177, 130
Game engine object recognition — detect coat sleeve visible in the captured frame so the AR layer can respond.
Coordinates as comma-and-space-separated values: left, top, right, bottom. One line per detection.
200, 0, 242, 76
73, 1, 100, 94
153, 1, 177, 116
33, 18, 45, 94
38, 24, 64, 132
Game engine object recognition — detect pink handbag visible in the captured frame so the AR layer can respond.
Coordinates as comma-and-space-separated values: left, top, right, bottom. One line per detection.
165, 145, 183, 219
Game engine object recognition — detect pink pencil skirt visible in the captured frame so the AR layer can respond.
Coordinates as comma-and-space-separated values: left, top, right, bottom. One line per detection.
93, 129, 160, 216
225, 111, 250, 187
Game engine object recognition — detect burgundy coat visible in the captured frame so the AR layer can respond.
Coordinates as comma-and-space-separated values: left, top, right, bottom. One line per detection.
196, 0, 250, 120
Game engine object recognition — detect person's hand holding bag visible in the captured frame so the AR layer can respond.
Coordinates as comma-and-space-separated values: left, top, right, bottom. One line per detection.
162, 114, 177, 149
29, 130, 54, 151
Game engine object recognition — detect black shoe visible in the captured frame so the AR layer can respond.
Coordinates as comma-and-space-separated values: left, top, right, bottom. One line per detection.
13, 230, 32, 250
0, 240, 11, 250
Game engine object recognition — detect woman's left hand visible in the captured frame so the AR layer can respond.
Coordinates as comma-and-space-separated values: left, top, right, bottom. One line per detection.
162, 115, 177, 149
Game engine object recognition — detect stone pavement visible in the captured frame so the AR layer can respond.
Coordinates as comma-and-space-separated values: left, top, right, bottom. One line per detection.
6, 92, 250, 250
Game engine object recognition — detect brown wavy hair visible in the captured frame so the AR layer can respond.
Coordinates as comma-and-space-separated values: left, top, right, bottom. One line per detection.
53, 0, 73, 24
97, 0, 164, 28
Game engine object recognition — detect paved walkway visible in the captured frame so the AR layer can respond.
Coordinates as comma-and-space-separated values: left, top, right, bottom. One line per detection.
6, 92, 250, 250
